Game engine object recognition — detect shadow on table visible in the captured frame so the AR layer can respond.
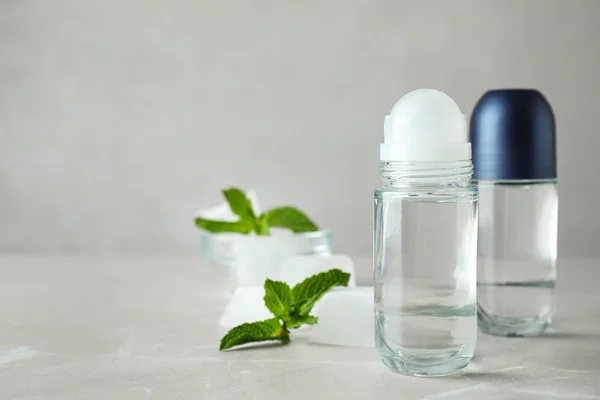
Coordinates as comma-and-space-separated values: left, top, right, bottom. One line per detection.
537, 331, 600, 342
436, 370, 524, 385
467, 328, 600, 376
220, 341, 288, 352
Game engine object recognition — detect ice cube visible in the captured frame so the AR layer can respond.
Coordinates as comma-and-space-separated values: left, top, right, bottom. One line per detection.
347, 255, 372, 286
309, 287, 375, 347
232, 235, 299, 286
279, 255, 356, 287
219, 286, 273, 329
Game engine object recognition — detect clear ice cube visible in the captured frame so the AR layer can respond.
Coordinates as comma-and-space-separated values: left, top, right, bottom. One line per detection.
232, 235, 299, 286
218, 286, 273, 329
309, 287, 375, 347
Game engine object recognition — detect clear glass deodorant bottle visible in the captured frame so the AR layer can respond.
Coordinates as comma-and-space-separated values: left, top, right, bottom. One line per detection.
470, 89, 558, 337
374, 89, 478, 376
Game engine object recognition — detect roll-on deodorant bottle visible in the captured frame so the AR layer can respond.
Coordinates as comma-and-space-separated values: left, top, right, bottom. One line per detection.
470, 89, 557, 337
374, 89, 478, 376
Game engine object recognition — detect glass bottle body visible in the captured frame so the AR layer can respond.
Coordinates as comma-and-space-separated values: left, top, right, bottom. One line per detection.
477, 180, 558, 337
374, 161, 478, 376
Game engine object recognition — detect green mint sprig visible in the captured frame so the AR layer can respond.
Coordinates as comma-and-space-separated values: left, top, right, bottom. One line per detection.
219, 269, 350, 351
195, 188, 318, 236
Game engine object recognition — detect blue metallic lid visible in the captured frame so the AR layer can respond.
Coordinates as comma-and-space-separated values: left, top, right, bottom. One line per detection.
470, 89, 557, 180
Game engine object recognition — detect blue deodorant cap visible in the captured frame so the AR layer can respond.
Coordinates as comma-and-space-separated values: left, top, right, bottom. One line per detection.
469, 89, 557, 180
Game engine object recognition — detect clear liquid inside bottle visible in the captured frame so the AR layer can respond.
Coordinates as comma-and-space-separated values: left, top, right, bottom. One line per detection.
374, 161, 478, 376
477, 180, 558, 337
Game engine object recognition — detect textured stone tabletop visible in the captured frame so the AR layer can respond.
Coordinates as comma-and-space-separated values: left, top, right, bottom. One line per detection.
0, 256, 599, 399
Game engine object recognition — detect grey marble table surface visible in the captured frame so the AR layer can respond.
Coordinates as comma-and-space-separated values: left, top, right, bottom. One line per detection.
0, 256, 599, 400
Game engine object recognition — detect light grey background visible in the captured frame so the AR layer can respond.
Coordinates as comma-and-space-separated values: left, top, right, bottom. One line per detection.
1, 0, 598, 256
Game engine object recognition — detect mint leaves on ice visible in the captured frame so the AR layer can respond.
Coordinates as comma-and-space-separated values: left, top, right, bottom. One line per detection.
219, 269, 350, 351
261, 207, 319, 233
195, 188, 318, 236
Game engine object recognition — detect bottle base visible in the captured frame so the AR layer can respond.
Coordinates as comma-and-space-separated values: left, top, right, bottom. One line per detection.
379, 354, 470, 377
478, 315, 550, 337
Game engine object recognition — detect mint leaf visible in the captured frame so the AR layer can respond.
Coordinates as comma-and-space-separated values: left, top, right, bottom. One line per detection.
222, 188, 256, 221
219, 269, 349, 351
291, 269, 350, 316
195, 217, 252, 234
195, 189, 319, 236
196, 188, 262, 235
286, 314, 318, 329
297, 315, 318, 325
255, 214, 270, 236
219, 318, 289, 351
263, 279, 292, 319
261, 207, 318, 233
